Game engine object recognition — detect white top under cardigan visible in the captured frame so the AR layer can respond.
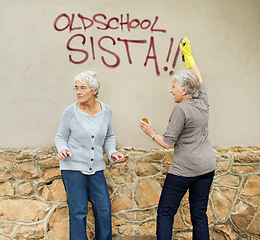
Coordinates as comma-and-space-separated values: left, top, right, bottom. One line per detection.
77, 106, 102, 135
55, 101, 117, 174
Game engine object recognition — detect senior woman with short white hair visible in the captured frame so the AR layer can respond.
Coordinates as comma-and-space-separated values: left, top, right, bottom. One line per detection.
140, 36, 216, 240
55, 70, 125, 240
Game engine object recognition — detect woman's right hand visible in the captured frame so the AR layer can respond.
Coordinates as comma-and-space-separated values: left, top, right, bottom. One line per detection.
139, 119, 156, 138
57, 149, 72, 160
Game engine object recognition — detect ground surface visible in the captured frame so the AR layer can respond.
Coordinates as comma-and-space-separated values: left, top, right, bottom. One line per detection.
113, 237, 156, 239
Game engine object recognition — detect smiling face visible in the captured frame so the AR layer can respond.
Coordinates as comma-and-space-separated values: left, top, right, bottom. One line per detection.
74, 81, 97, 104
170, 80, 186, 103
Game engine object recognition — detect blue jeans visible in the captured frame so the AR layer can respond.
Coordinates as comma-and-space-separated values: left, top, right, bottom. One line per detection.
157, 171, 215, 240
61, 170, 112, 240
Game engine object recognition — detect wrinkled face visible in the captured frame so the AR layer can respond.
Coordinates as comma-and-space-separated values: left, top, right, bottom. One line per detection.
170, 80, 185, 103
74, 81, 97, 103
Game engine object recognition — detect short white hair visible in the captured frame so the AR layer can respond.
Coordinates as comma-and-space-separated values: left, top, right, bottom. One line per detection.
74, 70, 100, 98
172, 70, 200, 99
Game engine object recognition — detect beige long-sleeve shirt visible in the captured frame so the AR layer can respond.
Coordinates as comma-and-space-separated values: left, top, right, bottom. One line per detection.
163, 84, 216, 177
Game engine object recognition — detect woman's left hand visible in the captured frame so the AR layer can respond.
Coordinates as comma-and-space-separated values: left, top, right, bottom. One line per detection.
112, 152, 126, 163
139, 119, 156, 138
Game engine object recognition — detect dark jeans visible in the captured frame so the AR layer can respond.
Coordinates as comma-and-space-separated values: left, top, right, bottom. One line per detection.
61, 170, 112, 240
157, 171, 215, 240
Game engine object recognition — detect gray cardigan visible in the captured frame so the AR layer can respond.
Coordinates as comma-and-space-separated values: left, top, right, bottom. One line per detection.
55, 102, 117, 174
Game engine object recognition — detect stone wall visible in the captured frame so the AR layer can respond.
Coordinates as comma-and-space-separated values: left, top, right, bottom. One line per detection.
0, 146, 259, 240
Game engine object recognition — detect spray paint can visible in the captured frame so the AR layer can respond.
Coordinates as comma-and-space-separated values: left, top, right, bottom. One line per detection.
181, 38, 186, 62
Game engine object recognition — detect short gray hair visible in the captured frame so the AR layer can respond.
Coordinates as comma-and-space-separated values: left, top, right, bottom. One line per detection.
172, 70, 200, 99
74, 70, 100, 98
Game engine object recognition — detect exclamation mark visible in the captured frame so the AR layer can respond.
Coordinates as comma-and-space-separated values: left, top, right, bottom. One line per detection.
172, 39, 183, 72
163, 37, 174, 75
163, 38, 183, 76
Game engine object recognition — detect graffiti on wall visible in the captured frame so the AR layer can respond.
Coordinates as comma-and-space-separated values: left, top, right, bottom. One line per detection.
54, 13, 182, 76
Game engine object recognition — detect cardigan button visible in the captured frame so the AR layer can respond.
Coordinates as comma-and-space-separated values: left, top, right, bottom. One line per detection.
91, 147, 94, 150
91, 158, 94, 162
91, 135, 94, 139
89, 168, 93, 171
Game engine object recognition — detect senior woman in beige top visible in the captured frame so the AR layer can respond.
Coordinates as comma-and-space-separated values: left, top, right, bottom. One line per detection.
140, 36, 216, 240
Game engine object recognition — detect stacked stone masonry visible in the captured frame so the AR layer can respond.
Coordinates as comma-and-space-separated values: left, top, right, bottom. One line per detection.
0, 146, 259, 240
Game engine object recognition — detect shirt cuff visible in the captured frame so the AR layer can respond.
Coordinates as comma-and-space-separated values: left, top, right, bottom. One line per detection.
163, 136, 174, 147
